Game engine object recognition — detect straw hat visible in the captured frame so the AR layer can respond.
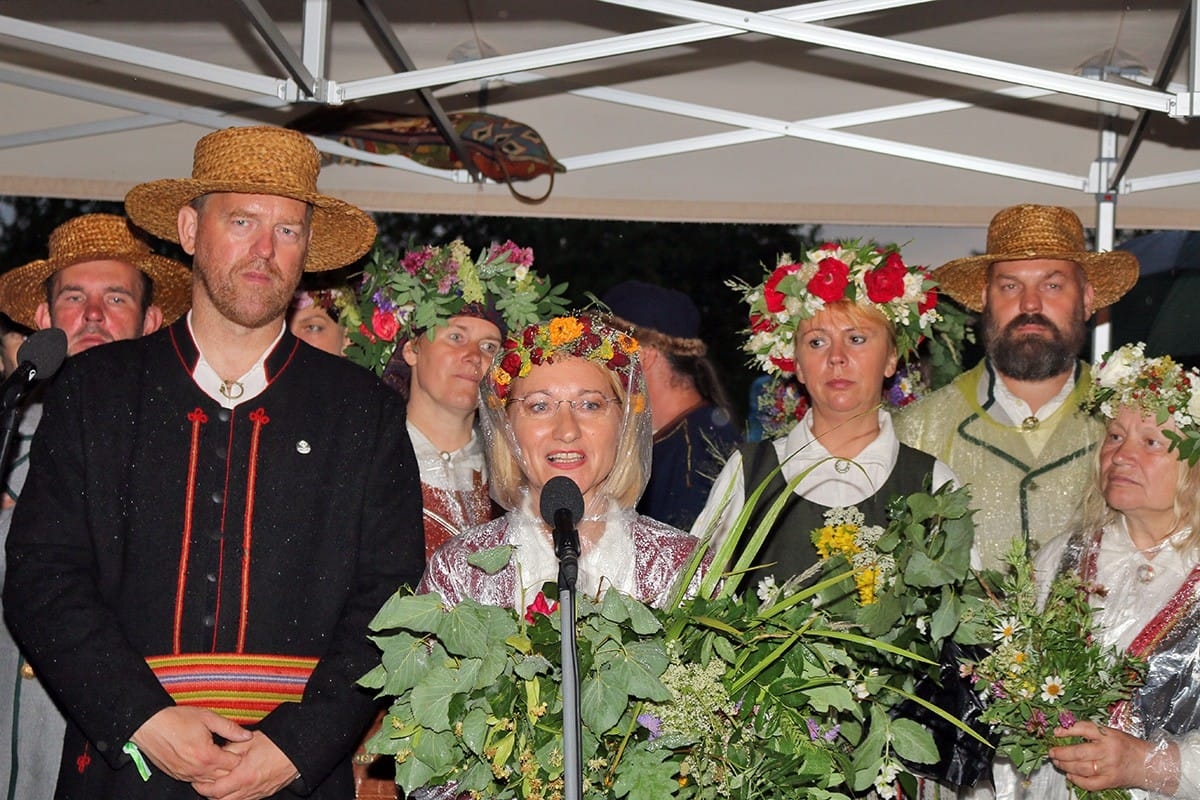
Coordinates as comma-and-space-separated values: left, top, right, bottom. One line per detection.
0, 214, 192, 329
124, 126, 377, 272
935, 204, 1139, 312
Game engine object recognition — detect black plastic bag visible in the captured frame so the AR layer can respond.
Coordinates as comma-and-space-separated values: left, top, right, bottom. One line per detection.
894, 640, 999, 789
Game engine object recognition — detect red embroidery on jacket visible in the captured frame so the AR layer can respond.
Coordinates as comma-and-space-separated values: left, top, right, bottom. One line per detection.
237, 408, 270, 651
175, 408, 208, 653
75, 742, 91, 773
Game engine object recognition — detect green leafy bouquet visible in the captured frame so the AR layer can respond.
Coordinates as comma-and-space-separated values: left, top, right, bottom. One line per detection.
363, 468, 989, 798
967, 541, 1146, 800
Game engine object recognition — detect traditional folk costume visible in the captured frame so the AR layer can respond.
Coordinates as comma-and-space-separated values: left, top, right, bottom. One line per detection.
0, 213, 194, 800
1001, 525, 1200, 799
898, 204, 1140, 576
421, 502, 704, 608
422, 314, 708, 610
693, 410, 955, 582
408, 424, 496, 561
894, 360, 1102, 571
5, 314, 423, 799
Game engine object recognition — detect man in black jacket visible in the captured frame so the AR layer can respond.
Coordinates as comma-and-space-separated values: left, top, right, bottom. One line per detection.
4, 126, 424, 800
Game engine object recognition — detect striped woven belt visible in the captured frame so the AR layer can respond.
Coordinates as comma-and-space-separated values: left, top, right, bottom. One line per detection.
146, 653, 319, 726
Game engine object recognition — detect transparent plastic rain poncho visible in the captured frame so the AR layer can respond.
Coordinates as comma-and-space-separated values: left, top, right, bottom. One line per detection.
464, 314, 670, 604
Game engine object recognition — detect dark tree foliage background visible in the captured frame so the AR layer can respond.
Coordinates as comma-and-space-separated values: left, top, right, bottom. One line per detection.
0, 197, 819, 419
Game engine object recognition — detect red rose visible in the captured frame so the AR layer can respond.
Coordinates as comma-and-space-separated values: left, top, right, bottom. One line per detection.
769, 355, 796, 374
608, 351, 630, 369
750, 313, 773, 333
371, 308, 399, 341
807, 257, 850, 303
820, 242, 840, 251
864, 263, 907, 303
763, 263, 801, 313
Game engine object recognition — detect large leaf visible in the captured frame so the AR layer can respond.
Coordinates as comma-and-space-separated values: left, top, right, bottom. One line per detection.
369, 591, 446, 633
410, 658, 483, 732
435, 600, 518, 659
466, 544, 514, 575
889, 717, 939, 764
609, 744, 680, 798
580, 666, 631, 734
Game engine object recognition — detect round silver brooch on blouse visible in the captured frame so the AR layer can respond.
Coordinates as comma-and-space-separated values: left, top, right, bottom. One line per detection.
834, 459, 851, 474
1136, 563, 1156, 583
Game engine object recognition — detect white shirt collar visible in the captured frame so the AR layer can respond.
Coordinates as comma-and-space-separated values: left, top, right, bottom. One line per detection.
186, 312, 286, 409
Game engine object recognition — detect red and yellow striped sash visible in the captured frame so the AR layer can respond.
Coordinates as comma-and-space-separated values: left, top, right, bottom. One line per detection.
146, 653, 318, 726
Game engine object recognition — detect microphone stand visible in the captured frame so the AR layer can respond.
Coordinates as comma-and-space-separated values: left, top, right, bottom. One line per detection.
553, 508, 582, 800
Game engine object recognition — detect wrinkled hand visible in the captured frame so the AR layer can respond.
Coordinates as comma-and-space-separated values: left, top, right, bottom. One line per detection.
191, 730, 298, 800
1049, 721, 1175, 794
130, 706, 252, 782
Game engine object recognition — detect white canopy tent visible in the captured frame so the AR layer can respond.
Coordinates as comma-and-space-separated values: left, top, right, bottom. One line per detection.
0, 1, 1196, 241
4, 1, 1198, 353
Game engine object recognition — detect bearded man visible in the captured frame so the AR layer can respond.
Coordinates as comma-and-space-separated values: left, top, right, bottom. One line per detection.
894, 204, 1139, 571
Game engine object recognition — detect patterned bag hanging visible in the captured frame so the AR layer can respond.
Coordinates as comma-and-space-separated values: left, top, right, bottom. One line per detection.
291, 107, 564, 204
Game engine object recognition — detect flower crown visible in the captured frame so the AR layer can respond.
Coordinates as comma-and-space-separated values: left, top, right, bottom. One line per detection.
730, 241, 941, 376
342, 239, 570, 375
488, 315, 641, 401
1084, 342, 1200, 464
291, 287, 353, 321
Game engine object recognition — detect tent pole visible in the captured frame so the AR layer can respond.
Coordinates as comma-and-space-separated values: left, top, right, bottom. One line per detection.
1092, 125, 1118, 360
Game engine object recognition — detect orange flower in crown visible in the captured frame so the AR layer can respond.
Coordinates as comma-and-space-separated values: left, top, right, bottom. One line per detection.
488, 314, 641, 400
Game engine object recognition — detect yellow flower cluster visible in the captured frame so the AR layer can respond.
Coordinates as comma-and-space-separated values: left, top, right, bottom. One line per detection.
814, 524, 861, 560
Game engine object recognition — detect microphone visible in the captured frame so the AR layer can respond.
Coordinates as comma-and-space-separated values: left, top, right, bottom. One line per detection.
540, 476, 584, 592
0, 328, 68, 411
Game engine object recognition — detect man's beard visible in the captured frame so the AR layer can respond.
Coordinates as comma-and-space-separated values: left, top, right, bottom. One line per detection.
984, 311, 1086, 381
194, 252, 296, 330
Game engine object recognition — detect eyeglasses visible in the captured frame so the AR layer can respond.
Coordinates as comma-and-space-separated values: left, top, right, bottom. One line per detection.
507, 393, 620, 421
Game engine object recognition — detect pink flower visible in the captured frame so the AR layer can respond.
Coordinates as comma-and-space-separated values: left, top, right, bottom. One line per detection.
524, 591, 559, 624
492, 240, 535, 268
807, 257, 850, 303
401, 248, 432, 275
1058, 710, 1077, 728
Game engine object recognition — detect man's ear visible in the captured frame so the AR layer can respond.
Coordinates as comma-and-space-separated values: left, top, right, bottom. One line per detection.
401, 337, 419, 367
177, 206, 199, 256
33, 302, 52, 331
1083, 281, 1096, 318
141, 304, 165, 336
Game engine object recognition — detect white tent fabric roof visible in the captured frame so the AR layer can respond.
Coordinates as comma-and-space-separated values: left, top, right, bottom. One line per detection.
0, 0, 1196, 230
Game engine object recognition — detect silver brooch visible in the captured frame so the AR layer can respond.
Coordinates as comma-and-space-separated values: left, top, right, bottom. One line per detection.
296, 440, 312, 455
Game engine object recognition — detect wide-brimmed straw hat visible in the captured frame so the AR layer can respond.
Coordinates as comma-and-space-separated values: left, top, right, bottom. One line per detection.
935, 204, 1139, 312
124, 126, 377, 272
0, 213, 192, 329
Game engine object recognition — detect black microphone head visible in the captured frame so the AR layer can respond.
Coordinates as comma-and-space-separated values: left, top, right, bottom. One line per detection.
539, 476, 584, 528
17, 328, 68, 379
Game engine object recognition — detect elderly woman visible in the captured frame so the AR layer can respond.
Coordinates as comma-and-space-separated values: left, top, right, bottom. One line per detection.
1005, 343, 1200, 799
691, 242, 957, 582
421, 314, 705, 608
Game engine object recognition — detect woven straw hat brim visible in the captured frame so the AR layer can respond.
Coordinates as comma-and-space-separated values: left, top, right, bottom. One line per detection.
0, 250, 193, 329
935, 249, 1139, 312
124, 178, 377, 273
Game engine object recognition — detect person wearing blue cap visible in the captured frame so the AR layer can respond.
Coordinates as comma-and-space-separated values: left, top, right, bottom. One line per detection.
602, 280, 742, 530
